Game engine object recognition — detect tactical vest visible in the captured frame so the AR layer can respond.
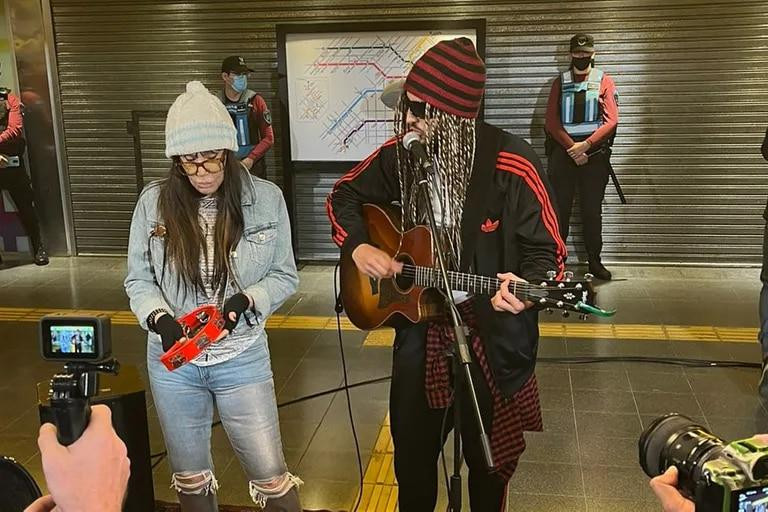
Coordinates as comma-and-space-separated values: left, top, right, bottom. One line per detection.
219, 90, 262, 160
560, 68, 604, 139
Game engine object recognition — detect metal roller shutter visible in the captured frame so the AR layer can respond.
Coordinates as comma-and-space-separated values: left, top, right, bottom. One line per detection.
49, 0, 768, 263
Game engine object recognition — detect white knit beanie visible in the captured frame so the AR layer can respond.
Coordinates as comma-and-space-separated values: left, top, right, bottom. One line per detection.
165, 81, 238, 158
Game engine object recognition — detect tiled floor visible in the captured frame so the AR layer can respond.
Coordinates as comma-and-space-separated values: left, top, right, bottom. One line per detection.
0, 256, 766, 511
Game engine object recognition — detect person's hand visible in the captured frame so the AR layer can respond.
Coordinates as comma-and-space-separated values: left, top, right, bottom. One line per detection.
217, 292, 252, 340
24, 495, 56, 512
573, 153, 589, 166
352, 243, 403, 279
0, 154, 8, 168
491, 272, 532, 314
155, 313, 186, 352
26, 405, 130, 512
567, 141, 590, 159
241, 157, 254, 170
649, 466, 695, 512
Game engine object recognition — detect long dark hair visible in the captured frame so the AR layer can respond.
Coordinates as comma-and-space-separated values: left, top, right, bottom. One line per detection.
157, 150, 244, 294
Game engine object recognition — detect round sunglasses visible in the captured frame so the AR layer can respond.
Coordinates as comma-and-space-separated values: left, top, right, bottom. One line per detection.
177, 150, 226, 176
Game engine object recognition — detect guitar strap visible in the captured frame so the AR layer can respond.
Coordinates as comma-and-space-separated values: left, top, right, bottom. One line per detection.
459, 122, 503, 272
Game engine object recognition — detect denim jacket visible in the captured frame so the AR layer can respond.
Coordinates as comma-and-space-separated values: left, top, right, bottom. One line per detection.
124, 171, 298, 341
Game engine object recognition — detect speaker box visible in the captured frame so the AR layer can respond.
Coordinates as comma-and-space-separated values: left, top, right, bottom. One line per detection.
38, 365, 155, 512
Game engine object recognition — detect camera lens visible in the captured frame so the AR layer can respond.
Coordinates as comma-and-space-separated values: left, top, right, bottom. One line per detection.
639, 413, 725, 497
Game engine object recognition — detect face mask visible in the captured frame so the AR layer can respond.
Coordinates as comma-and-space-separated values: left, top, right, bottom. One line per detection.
571, 56, 593, 71
231, 75, 247, 93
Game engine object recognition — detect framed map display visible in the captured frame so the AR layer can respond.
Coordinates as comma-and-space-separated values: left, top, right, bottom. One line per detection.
277, 20, 485, 162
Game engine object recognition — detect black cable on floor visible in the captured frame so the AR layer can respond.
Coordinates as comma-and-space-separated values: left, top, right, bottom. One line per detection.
333, 262, 365, 512
148, 352, 760, 469
539, 355, 761, 368
148, 351, 760, 469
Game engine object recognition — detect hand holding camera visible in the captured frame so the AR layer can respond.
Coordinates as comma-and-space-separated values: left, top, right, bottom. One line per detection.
641, 413, 768, 512
39, 315, 118, 446
650, 466, 695, 512
25, 405, 130, 512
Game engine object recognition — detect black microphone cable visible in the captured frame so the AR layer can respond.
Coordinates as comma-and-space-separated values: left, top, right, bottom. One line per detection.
333, 261, 365, 512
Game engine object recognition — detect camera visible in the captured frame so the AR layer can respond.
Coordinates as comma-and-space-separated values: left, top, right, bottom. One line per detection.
38, 315, 119, 446
639, 413, 768, 512
40, 314, 112, 361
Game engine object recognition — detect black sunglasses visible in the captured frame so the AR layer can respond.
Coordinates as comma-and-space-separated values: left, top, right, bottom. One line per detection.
405, 97, 427, 119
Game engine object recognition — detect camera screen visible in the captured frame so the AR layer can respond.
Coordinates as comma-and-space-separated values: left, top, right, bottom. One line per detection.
735, 485, 768, 511
48, 326, 96, 355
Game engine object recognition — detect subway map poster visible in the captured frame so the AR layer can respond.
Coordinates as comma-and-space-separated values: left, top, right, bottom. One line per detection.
285, 29, 476, 162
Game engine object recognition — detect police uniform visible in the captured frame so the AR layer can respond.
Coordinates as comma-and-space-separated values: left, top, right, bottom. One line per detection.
545, 34, 618, 278
0, 88, 47, 265
219, 56, 274, 179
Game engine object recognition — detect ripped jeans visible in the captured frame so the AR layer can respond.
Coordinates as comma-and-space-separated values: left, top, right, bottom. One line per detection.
148, 338, 301, 511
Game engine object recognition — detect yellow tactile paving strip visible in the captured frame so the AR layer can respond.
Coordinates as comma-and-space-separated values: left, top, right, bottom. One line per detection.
358, 414, 399, 512
0, 307, 758, 345
364, 324, 759, 347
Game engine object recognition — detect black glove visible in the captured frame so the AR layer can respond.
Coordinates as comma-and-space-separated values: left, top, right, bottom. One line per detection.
223, 293, 250, 332
155, 314, 185, 352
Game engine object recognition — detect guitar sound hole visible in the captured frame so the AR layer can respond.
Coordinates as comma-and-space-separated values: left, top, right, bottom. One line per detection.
393, 254, 414, 293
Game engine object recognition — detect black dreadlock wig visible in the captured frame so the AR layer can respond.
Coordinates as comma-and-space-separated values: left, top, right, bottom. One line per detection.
393, 92, 477, 270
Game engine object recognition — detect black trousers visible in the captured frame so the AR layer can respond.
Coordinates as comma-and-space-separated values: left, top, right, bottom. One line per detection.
548, 146, 610, 261
0, 167, 42, 251
390, 323, 508, 512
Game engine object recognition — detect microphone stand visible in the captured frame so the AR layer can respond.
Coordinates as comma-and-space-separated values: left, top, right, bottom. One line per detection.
411, 155, 493, 512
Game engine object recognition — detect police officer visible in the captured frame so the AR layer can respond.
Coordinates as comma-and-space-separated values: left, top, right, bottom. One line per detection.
219, 56, 274, 178
0, 85, 48, 266
545, 33, 618, 280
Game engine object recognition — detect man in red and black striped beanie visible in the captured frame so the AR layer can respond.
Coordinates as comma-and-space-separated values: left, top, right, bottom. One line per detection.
328, 37, 567, 511
404, 36, 486, 119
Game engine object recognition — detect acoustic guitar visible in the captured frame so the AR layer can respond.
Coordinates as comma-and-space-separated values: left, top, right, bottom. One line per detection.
340, 203, 615, 330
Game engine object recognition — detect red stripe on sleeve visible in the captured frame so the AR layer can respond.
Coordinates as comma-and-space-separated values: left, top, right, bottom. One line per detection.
496, 152, 567, 277
497, 152, 566, 258
326, 137, 398, 246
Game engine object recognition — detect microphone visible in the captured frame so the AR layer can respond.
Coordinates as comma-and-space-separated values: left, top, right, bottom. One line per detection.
402, 131, 433, 174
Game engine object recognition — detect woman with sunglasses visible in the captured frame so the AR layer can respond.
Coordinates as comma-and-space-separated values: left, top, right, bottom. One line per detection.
125, 81, 301, 511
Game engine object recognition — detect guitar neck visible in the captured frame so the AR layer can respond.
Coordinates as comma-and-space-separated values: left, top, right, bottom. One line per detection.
404, 265, 538, 300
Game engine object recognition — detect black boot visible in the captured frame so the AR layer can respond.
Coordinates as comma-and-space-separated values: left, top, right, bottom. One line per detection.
34, 245, 49, 266
588, 259, 612, 281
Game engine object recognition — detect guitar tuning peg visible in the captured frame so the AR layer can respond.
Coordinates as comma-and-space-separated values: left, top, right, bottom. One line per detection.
584, 273, 594, 282
538, 298, 547, 305
545, 308, 553, 315
546, 270, 557, 280
540, 281, 548, 287
575, 283, 583, 290
564, 271, 574, 281
562, 311, 570, 318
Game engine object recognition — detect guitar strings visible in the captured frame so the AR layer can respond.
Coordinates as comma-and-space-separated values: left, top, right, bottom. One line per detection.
397, 265, 585, 294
